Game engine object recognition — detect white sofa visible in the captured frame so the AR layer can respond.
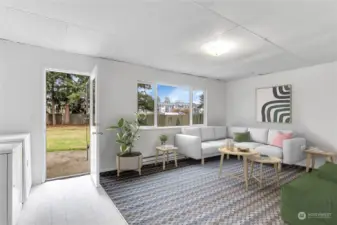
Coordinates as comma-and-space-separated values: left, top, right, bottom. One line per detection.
175, 126, 306, 165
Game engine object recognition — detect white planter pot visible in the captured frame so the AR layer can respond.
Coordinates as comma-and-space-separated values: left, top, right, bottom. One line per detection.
116, 153, 142, 176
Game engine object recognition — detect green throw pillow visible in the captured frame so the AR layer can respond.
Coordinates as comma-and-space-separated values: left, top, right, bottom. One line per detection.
233, 132, 251, 142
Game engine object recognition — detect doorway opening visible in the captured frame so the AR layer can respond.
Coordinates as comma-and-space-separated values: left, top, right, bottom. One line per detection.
45, 70, 90, 179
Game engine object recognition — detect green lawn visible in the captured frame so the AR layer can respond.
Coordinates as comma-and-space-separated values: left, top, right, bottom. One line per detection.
47, 126, 89, 152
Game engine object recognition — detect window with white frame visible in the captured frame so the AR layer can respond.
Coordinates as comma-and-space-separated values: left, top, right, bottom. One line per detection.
137, 82, 206, 127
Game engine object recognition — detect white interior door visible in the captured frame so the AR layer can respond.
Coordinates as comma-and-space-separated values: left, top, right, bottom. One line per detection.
90, 72, 100, 187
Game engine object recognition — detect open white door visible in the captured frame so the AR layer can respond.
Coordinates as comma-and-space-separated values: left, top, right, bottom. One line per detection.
90, 70, 100, 187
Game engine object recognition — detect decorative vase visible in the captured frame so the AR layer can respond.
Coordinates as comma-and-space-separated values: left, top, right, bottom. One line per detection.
161, 141, 166, 146
116, 151, 142, 177
228, 139, 234, 150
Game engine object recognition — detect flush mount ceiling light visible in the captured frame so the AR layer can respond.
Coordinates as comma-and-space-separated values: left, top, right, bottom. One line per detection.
202, 40, 236, 56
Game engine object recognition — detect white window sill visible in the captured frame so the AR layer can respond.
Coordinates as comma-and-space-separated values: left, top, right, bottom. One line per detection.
139, 125, 206, 131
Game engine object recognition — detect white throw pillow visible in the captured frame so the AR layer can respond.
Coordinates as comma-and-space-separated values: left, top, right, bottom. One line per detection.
248, 128, 269, 144
201, 127, 215, 142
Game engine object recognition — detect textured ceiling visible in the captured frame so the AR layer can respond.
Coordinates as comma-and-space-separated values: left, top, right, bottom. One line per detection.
0, 0, 336, 80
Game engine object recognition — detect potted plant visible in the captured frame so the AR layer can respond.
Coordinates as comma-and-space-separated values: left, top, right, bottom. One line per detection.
107, 113, 145, 176
159, 134, 168, 146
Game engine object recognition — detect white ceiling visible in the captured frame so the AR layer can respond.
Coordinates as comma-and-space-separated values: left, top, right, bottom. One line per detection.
0, 0, 336, 80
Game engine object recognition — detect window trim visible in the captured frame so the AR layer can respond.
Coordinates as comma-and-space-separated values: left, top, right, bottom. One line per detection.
137, 81, 207, 128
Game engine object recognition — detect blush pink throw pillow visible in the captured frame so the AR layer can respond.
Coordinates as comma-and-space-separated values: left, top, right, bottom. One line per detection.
272, 132, 293, 148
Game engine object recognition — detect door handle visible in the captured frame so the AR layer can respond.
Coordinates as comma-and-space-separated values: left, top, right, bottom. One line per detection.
92, 132, 103, 135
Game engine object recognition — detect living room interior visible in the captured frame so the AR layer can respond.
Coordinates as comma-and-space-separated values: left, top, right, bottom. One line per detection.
0, 1, 336, 225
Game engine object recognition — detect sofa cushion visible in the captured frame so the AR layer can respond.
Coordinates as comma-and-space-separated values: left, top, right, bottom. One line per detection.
233, 132, 251, 142
248, 128, 269, 144
235, 142, 263, 149
201, 140, 224, 155
268, 129, 293, 145
214, 126, 227, 140
227, 127, 248, 138
201, 127, 215, 142
272, 132, 293, 148
181, 127, 201, 138
255, 145, 283, 158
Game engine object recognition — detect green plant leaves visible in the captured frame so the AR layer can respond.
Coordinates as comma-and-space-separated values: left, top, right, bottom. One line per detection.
107, 113, 143, 154
106, 125, 119, 130
129, 124, 137, 132
117, 118, 125, 128
121, 132, 128, 140
120, 144, 130, 153
137, 112, 146, 121
160, 134, 168, 142
116, 132, 121, 140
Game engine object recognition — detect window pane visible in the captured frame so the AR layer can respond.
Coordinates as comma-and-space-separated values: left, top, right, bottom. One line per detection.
92, 78, 96, 126
193, 90, 204, 124
157, 84, 190, 127
137, 83, 154, 126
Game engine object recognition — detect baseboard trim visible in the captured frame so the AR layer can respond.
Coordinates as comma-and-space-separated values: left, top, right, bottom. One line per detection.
100, 167, 116, 173
46, 172, 89, 181
100, 153, 187, 174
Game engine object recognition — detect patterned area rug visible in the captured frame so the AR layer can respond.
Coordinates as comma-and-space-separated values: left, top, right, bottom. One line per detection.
100, 157, 305, 225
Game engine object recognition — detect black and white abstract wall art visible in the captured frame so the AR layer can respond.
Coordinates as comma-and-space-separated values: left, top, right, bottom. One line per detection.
256, 85, 292, 123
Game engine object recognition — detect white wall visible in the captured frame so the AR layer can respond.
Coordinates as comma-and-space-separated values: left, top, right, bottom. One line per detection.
0, 40, 226, 185
225, 61, 337, 152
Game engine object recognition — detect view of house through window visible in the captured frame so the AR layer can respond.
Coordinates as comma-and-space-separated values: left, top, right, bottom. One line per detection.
137, 82, 205, 127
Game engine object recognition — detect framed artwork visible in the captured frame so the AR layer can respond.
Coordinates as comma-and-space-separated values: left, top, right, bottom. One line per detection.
256, 84, 292, 123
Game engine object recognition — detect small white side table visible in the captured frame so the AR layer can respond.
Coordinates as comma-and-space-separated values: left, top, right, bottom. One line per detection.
155, 145, 178, 170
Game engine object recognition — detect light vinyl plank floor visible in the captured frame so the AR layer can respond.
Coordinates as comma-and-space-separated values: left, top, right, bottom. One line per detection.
17, 175, 128, 225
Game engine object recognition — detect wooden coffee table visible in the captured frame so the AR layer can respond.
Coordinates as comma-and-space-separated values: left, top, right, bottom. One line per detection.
248, 155, 281, 188
219, 147, 259, 190
305, 148, 336, 172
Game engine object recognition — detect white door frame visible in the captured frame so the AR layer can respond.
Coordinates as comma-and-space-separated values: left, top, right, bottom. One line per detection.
42, 68, 93, 183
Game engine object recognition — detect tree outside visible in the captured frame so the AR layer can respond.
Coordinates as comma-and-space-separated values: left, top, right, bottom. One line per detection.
137, 83, 154, 126
194, 92, 204, 124
46, 71, 90, 179
46, 71, 89, 126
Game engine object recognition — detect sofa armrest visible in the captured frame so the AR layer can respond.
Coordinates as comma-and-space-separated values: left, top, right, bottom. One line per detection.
175, 134, 202, 159
282, 137, 306, 164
